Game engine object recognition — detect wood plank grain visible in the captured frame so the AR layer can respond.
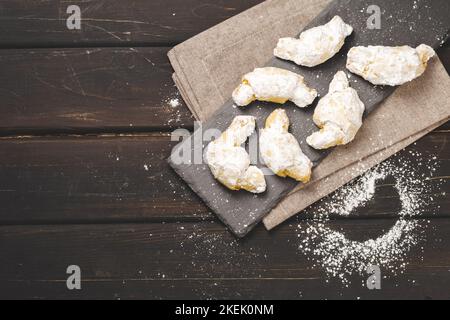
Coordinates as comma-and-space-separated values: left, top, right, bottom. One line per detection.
0, 47, 194, 134
0, 134, 209, 223
437, 122, 450, 131
1, 218, 450, 299
438, 43, 450, 76
0, 131, 448, 224
0, 44, 447, 136
0, 0, 264, 47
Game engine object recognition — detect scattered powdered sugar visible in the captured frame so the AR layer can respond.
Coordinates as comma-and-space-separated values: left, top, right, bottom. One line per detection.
322, 170, 385, 217
169, 98, 181, 108
179, 224, 263, 267
297, 151, 441, 285
164, 91, 181, 109
299, 219, 423, 285
164, 92, 184, 125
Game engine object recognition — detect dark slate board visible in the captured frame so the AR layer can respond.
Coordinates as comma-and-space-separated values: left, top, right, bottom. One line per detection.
169, 0, 450, 238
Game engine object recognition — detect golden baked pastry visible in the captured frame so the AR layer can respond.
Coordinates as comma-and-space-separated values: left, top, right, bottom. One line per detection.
205, 116, 266, 193
260, 109, 313, 183
346, 44, 436, 86
232, 67, 317, 108
274, 16, 353, 67
307, 71, 365, 150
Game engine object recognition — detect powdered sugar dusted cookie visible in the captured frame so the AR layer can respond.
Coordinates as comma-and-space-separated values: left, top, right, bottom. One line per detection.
274, 16, 353, 67
307, 71, 365, 150
205, 116, 266, 193
232, 67, 317, 108
260, 109, 313, 183
346, 44, 436, 86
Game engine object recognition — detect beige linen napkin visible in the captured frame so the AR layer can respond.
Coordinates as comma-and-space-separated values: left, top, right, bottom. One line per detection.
168, 0, 450, 230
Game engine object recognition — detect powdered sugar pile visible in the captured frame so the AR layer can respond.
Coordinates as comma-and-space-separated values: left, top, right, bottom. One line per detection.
299, 219, 425, 285
164, 92, 184, 125
321, 170, 386, 218
297, 151, 441, 285
168, 98, 181, 108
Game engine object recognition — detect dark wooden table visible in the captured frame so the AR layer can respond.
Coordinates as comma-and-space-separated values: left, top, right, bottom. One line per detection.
0, 0, 449, 300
